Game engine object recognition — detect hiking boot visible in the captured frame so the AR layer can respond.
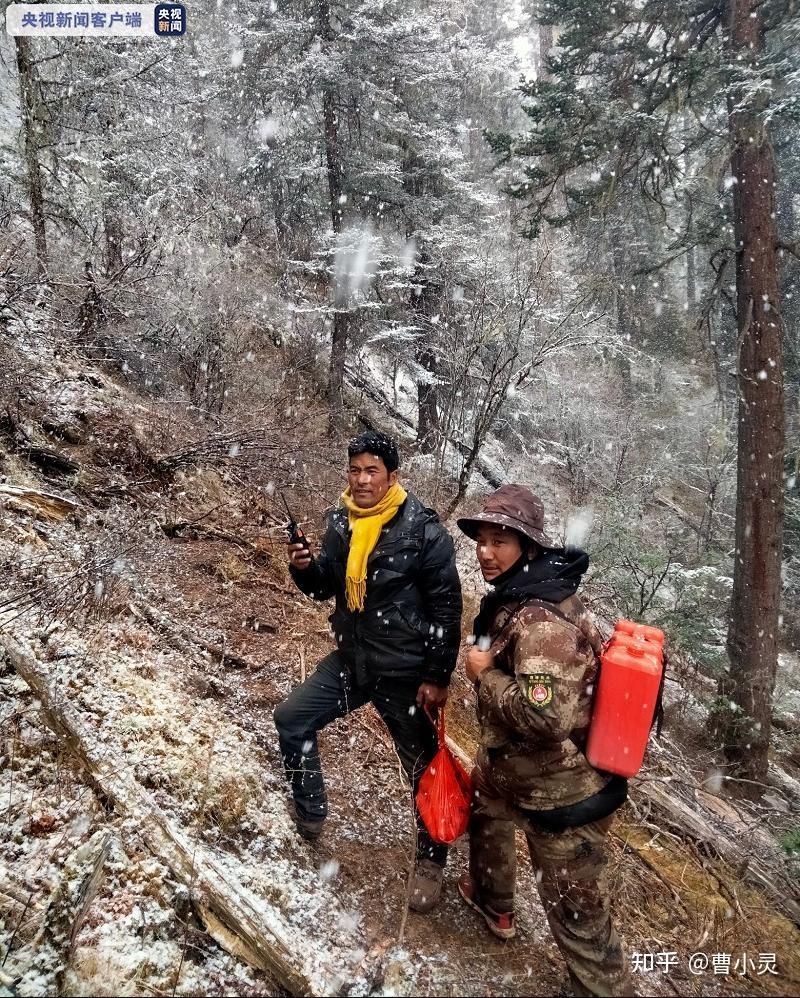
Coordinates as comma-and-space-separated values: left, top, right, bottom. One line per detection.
457, 872, 516, 940
408, 859, 444, 913
292, 805, 325, 842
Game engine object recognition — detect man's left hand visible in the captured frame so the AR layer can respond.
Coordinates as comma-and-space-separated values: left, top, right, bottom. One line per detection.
416, 682, 448, 708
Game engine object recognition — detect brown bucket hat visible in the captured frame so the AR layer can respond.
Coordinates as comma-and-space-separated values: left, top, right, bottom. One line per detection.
457, 484, 557, 549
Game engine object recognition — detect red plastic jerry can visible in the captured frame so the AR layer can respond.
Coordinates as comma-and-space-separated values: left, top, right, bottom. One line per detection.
610, 619, 665, 648
586, 620, 665, 778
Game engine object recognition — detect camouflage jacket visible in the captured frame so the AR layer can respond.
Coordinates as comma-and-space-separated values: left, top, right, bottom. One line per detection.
475, 595, 610, 810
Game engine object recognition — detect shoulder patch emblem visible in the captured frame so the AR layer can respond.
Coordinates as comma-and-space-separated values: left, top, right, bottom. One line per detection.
525, 674, 553, 708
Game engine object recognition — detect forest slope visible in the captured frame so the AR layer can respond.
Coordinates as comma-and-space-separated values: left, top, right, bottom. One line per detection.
0, 323, 798, 998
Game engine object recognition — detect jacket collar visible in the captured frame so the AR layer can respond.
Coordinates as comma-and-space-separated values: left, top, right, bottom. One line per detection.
472, 547, 589, 638
330, 490, 427, 540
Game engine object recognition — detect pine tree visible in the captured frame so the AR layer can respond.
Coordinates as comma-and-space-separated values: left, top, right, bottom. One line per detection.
13, 35, 49, 280
235, 0, 516, 439
490, 0, 799, 784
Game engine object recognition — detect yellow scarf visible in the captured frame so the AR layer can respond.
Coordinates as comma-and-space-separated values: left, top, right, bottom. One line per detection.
341, 482, 407, 612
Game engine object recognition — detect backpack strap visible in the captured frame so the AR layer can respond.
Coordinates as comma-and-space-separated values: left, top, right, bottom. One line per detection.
522, 597, 575, 628
651, 649, 668, 738
488, 596, 577, 652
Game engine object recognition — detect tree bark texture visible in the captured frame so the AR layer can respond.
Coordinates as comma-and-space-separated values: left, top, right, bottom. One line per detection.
15, 37, 48, 280
411, 253, 441, 453
721, 0, 786, 784
316, 0, 350, 428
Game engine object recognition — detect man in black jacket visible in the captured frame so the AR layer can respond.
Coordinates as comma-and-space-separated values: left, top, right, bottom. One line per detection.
274, 431, 462, 911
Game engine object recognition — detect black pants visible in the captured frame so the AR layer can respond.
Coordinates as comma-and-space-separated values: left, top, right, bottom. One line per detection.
273, 650, 448, 865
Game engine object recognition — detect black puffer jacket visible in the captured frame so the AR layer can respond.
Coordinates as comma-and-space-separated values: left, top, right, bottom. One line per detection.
290, 492, 462, 686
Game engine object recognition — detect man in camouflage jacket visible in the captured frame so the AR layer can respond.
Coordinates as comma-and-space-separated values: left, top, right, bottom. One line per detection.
456, 485, 631, 998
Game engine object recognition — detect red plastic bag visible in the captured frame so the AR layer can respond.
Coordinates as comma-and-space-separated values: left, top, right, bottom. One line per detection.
416, 709, 473, 844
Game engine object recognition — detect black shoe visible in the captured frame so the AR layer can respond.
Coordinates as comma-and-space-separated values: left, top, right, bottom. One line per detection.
293, 805, 325, 842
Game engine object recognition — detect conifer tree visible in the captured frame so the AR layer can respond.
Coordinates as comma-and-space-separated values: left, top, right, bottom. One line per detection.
491, 0, 799, 783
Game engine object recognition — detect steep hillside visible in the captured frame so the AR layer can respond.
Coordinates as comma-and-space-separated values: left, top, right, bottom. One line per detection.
1, 319, 798, 998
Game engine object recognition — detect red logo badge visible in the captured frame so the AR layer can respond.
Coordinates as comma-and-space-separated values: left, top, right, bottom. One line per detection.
525, 674, 553, 708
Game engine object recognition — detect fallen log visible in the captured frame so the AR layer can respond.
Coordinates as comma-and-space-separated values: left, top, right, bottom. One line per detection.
2, 633, 349, 997
0, 883, 41, 948
10, 830, 111, 995
40, 417, 86, 446
24, 445, 80, 477
128, 601, 254, 670
0, 485, 79, 522
0, 410, 80, 479
633, 778, 799, 921
160, 519, 256, 552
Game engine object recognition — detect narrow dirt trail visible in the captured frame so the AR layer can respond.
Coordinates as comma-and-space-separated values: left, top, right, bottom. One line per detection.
137, 524, 793, 997
137, 529, 570, 995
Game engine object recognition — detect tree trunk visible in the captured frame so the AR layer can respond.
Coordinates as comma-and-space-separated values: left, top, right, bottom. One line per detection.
686, 242, 697, 314
683, 133, 696, 317
14, 37, 48, 280
327, 311, 349, 422
410, 253, 440, 453
719, 0, 786, 786
317, 0, 349, 431
100, 98, 124, 278
533, 11, 556, 326
416, 342, 439, 453
102, 139, 124, 279
685, 177, 696, 318
77, 260, 103, 343
103, 201, 124, 277
608, 228, 634, 394
775, 142, 799, 460
538, 22, 554, 82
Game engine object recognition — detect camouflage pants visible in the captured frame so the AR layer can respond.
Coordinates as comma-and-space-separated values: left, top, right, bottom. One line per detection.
470, 764, 632, 998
